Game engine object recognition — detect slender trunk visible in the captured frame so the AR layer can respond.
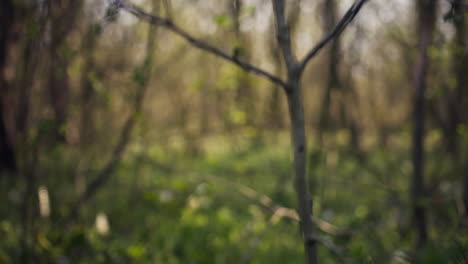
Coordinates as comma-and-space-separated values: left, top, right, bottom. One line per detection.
266, 31, 284, 130
464, 162, 468, 220
0, 0, 14, 69
286, 77, 317, 264
48, 44, 70, 141
268, 81, 283, 130
0, 104, 15, 172
464, 154, 468, 226
230, 0, 255, 128
343, 36, 362, 154
199, 72, 210, 135
47, 0, 83, 141
272, 0, 317, 262
16, 34, 40, 138
0, 0, 16, 172
80, 25, 100, 146
412, 82, 429, 249
411, 0, 437, 249
20, 134, 41, 263
265, 0, 300, 131
446, 0, 468, 155
69, 0, 159, 221
318, 0, 340, 143
265, 15, 280, 131
447, 0, 468, 225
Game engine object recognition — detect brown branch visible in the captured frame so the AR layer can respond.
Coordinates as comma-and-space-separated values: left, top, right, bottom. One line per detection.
299, 0, 369, 73
68, 75, 145, 222
68, 5, 162, 220
115, 0, 288, 88
66, 44, 188, 223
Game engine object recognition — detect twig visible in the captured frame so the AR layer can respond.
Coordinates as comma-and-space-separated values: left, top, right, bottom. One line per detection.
205, 175, 350, 236
204, 175, 352, 263
115, 0, 288, 88
68, 4, 161, 221
299, 0, 369, 73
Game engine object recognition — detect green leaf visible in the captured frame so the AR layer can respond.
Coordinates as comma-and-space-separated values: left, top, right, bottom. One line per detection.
127, 244, 146, 260
215, 15, 232, 27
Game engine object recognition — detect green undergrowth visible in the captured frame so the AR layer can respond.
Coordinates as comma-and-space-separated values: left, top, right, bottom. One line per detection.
1, 132, 467, 263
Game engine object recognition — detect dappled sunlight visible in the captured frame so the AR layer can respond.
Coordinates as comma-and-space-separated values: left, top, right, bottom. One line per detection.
95, 212, 110, 236
38, 186, 50, 218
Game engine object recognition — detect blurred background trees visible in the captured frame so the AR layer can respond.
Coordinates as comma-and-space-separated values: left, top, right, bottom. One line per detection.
0, 0, 467, 263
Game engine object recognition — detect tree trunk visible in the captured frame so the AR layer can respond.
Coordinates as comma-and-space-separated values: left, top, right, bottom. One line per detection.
47, 0, 83, 141
411, 0, 437, 249
69, 0, 159, 221
448, 0, 468, 155
286, 77, 317, 264
464, 162, 468, 221
48, 45, 70, 141
80, 25, 100, 146
446, 0, 468, 226
0, 103, 15, 172
0, 0, 16, 172
265, 25, 284, 131
230, 0, 255, 128
318, 0, 340, 143
272, 0, 317, 262
14, 2, 46, 152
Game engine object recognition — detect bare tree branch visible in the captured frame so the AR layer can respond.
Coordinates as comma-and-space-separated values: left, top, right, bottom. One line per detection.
299, 0, 369, 73
68, 61, 147, 222
68, 4, 162, 220
272, 0, 297, 73
115, 0, 288, 88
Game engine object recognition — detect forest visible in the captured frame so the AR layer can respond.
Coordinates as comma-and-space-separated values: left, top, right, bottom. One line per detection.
0, 0, 467, 263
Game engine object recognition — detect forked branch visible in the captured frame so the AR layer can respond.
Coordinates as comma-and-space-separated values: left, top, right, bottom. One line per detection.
299, 0, 369, 73
115, 0, 288, 88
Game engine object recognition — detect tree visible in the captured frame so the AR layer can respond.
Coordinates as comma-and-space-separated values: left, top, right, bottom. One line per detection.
411, 0, 437, 250
0, 0, 16, 172
318, 0, 341, 144
68, 0, 160, 223
109, 0, 369, 263
449, 0, 468, 225
47, 0, 83, 141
